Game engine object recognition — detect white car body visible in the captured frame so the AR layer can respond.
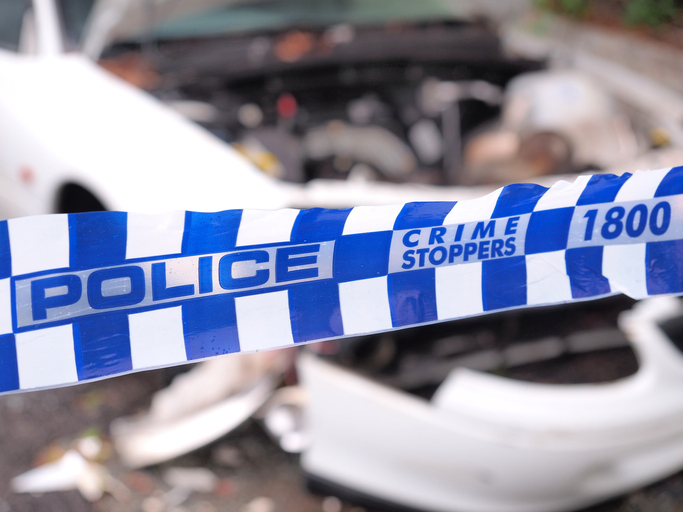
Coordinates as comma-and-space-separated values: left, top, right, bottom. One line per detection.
0, 0, 503, 219
299, 298, 683, 512
0, 0, 292, 216
2, 0, 683, 219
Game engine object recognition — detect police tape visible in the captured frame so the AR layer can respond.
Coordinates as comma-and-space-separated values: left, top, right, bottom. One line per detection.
1, 167, 683, 393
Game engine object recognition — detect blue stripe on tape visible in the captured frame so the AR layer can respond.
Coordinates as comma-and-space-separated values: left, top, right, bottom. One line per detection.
182, 295, 240, 360
388, 268, 438, 327
525, 207, 574, 254
0, 222, 11, 280
393, 202, 456, 229
292, 208, 351, 243
75, 313, 132, 380
483, 256, 527, 311
655, 166, 683, 197
566, 246, 611, 298
289, 281, 343, 342
334, 232, 392, 282
577, 174, 631, 205
646, 240, 683, 295
70, 212, 127, 268
0, 334, 18, 392
182, 210, 242, 255
492, 184, 546, 218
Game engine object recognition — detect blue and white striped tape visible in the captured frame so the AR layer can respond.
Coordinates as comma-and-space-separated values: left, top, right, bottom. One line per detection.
1, 167, 683, 393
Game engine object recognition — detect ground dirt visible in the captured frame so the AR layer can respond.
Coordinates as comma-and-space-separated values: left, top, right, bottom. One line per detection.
0, 369, 333, 512
2, 347, 683, 512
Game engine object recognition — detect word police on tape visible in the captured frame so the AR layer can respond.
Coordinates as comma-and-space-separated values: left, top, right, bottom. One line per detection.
16, 242, 334, 328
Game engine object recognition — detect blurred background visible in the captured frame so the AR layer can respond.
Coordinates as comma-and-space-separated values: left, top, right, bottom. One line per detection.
2, 0, 683, 511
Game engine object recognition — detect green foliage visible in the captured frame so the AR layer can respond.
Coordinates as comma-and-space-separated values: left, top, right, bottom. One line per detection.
534, 0, 591, 17
560, 0, 591, 17
624, 0, 681, 27
535, 0, 683, 28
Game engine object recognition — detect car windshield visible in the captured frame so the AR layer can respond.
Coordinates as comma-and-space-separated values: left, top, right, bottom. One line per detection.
58, 0, 96, 46
66, 0, 463, 51
136, 0, 461, 41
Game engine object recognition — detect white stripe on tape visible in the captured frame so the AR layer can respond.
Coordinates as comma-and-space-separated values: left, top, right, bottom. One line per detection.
127, 211, 186, 259
235, 290, 295, 351
236, 209, 299, 246
8, 214, 69, 275
435, 262, 484, 319
615, 168, 669, 202
339, 277, 393, 335
342, 204, 404, 235
443, 188, 502, 224
0, 278, 12, 335
525, 251, 573, 306
17, 324, 77, 390
129, 307, 187, 369
533, 174, 591, 211
603, 243, 648, 299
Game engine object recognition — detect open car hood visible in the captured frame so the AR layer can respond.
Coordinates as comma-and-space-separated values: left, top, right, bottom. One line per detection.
79, 0, 486, 59
81, 0, 237, 57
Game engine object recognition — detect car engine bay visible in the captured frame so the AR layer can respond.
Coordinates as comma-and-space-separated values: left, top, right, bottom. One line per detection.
102, 20, 555, 186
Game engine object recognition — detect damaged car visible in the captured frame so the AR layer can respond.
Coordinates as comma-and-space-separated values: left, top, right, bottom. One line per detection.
5, 1, 683, 512
298, 296, 683, 512
3, 0, 673, 218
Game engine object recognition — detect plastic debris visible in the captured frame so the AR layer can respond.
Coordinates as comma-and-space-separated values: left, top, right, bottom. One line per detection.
162, 467, 218, 494
322, 496, 343, 512
258, 386, 310, 454
241, 496, 275, 512
112, 351, 290, 467
211, 443, 244, 468
12, 450, 108, 502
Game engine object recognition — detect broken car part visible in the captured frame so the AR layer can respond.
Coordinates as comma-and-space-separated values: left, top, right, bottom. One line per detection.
112, 352, 290, 468
300, 297, 683, 512
257, 385, 310, 454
